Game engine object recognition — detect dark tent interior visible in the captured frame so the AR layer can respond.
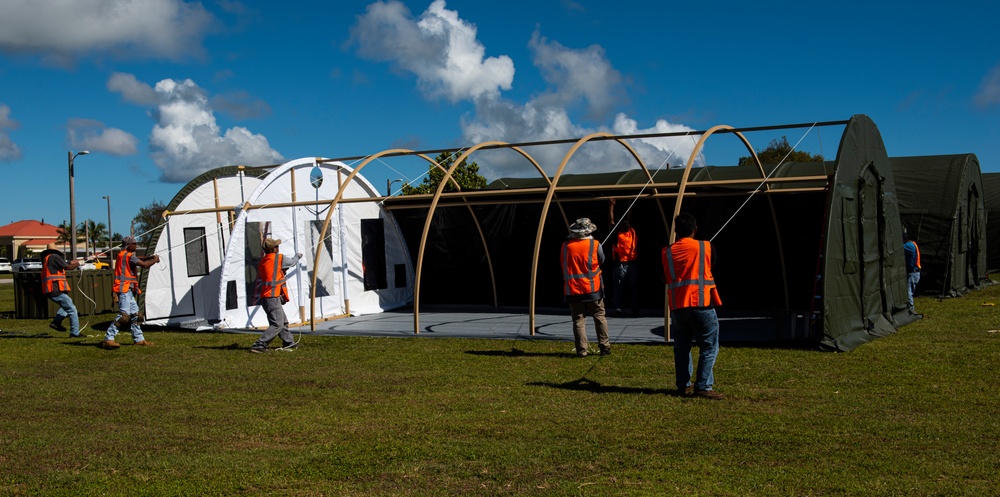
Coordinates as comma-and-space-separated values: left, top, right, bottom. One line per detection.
382, 115, 918, 350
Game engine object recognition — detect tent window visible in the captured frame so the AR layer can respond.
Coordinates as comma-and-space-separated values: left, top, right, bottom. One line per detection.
307, 220, 334, 298
226, 280, 238, 310
841, 187, 858, 274
244, 222, 264, 305
394, 264, 407, 288
184, 227, 209, 277
361, 219, 387, 290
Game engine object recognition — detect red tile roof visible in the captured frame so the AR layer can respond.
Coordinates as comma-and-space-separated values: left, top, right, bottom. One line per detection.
0, 220, 61, 237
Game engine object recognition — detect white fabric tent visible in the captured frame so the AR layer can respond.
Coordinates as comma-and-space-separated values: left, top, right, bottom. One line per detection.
214, 157, 413, 330
144, 166, 268, 328
142, 158, 414, 330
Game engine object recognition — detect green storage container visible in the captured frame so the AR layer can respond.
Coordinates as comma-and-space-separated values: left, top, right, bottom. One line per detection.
14, 269, 116, 319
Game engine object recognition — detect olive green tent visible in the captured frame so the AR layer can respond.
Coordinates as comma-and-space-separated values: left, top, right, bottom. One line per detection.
981, 172, 1000, 273
385, 114, 918, 351
890, 154, 989, 297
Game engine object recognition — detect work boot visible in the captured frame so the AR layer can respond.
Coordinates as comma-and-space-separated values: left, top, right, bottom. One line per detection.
134, 340, 154, 347
693, 389, 725, 400
599, 346, 611, 356
49, 322, 67, 332
101, 340, 121, 349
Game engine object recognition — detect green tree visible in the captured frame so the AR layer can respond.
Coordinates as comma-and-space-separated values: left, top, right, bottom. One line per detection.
401, 151, 487, 195
81, 220, 108, 255
737, 136, 824, 167
132, 200, 167, 248
55, 221, 73, 247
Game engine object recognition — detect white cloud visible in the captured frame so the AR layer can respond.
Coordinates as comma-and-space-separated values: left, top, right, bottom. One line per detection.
211, 91, 272, 120
350, 1, 699, 179
349, 0, 514, 102
68, 118, 139, 156
108, 73, 284, 182
0, 0, 214, 65
107, 72, 159, 105
528, 31, 624, 119
974, 65, 1000, 108
0, 103, 23, 162
148, 78, 283, 181
459, 31, 698, 177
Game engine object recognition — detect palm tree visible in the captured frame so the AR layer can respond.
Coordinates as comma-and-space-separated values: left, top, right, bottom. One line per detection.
55, 221, 73, 249
81, 220, 107, 258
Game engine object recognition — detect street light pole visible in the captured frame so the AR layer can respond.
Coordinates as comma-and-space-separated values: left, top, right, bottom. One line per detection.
102, 195, 112, 256
386, 178, 403, 196
68, 150, 89, 259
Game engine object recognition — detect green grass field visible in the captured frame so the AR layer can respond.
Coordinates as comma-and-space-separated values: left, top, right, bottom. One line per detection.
1, 278, 999, 496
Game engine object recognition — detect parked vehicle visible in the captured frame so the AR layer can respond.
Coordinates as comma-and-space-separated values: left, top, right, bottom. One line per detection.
12, 258, 42, 272
0, 257, 11, 273
81, 260, 110, 270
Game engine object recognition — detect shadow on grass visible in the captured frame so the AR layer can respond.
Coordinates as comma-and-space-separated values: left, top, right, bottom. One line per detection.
0, 331, 56, 339
527, 377, 677, 396
464, 349, 576, 358
194, 343, 247, 351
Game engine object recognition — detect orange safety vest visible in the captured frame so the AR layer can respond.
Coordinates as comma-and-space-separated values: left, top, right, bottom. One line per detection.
613, 227, 638, 263
41, 254, 70, 294
662, 238, 722, 310
259, 253, 290, 301
113, 249, 140, 294
561, 238, 602, 296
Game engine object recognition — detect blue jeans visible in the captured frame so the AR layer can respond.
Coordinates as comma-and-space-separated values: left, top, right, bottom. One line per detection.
671, 307, 719, 391
612, 260, 639, 316
49, 293, 80, 335
907, 272, 920, 310
105, 291, 145, 343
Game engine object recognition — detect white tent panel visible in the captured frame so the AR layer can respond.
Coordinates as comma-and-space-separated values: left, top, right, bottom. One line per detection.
215, 158, 414, 330
144, 168, 265, 328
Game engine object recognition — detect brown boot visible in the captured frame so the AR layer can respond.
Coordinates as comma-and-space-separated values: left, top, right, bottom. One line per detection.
101, 340, 121, 349
134, 340, 154, 347
693, 389, 725, 400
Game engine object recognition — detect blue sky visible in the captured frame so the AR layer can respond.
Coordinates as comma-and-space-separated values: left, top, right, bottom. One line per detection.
2, 0, 999, 237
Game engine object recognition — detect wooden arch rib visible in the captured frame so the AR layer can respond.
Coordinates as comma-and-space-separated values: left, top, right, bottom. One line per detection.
608, 137, 670, 235
308, 151, 441, 331
528, 132, 664, 333
664, 125, 791, 340
413, 142, 556, 333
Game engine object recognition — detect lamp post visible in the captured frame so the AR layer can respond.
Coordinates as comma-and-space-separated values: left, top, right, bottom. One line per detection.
102, 195, 112, 256
386, 178, 403, 196
68, 150, 89, 259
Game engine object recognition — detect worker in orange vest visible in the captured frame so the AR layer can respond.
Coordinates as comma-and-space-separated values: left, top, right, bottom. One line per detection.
250, 238, 303, 353
40, 242, 85, 337
609, 198, 639, 317
102, 236, 160, 349
561, 218, 611, 357
662, 213, 723, 400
